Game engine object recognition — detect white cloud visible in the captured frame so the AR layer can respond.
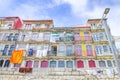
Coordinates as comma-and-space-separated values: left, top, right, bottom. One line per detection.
55, 0, 120, 36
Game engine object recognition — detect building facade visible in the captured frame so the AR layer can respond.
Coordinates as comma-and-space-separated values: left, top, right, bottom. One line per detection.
0, 17, 120, 80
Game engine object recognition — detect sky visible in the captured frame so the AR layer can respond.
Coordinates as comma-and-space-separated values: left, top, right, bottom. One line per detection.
0, 0, 120, 36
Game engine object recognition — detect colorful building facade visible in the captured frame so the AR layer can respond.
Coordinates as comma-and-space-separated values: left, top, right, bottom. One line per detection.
0, 17, 120, 80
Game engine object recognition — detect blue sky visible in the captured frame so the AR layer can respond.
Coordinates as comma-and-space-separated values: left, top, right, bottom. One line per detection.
0, 0, 120, 36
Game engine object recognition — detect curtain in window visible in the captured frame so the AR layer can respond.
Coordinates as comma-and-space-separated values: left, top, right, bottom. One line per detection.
58, 61, 64, 68
66, 45, 73, 56
41, 61, 48, 68
33, 61, 39, 68
66, 61, 73, 68
0, 60, 4, 67
4, 60, 10, 67
75, 45, 82, 56
86, 45, 93, 56
26, 61, 32, 68
77, 60, 84, 68
3, 45, 9, 55
50, 61, 56, 68
89, 60, 96, 68
99, 61, 106, 67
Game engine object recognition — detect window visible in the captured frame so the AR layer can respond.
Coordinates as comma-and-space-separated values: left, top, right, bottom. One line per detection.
58, 45, 66, 56
50, 61, 56, 68
3, 45, 9, 55
0, 60, 4, 67
26, 61, 32, 68
74, 32, 80, 41
95, 46, 102, 54
77, 60, 84, 68
44, 33, 50, 41
93, 33, 99, 41
4, 60, 10, 67
75, 45, 82, 56
66, 45, 73, 56
33, 61, 39, 68
66, 32, 74, 41
84, 32, 91, 40
41, 61, 48, 68
58, 61, 65, 68
31, 33, 38, 41
103, 45, 108, 52
8, 33, 13, 41
13, 33, 19, 41
113, 60, 116, 67
8, 45, 16, 56
99, 33, 104, 40
86, 45, 93, 56
99, 61, 106, 67
89, 60, 96, 68
107, 60, 112, 67
66, 61, 73, 68
51, 46, 57, 56
51, 32, 59, 42
28, 48, 34, 56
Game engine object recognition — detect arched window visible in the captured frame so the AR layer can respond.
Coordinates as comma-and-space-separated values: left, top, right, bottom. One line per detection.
41, 61, 48, 68
50, 61, 56, 68
26, 61, 32, 68
77, 60, 84, 68
89, 60, 96, 68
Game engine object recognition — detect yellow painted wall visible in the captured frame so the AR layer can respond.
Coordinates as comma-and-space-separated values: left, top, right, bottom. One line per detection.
82, 44, 86, 56
80, 31, 84, 40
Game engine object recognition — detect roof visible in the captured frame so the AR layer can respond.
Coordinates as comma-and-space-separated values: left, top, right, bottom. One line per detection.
23, 20, 53, 23
87, 18, 107, 23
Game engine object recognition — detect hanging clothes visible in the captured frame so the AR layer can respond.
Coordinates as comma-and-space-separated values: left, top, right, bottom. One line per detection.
10, 50, 25, 64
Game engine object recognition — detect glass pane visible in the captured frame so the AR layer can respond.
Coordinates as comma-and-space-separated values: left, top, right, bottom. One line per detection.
41, 61, 48, 68
86, 45, 93, 56
107, 60, 112, 67
4, 60, 10, 67
0, 60, 4, 67
58, 61, 64, 68
99, 61, 106, 67
66, 61, 73, 68
50, 61, 56, 68
75, 45, 82, 56
3, 45, 9, 55
33, 61, 39, 68
66, 45, 73, 56
77, 60, 84, 68
26, 61, 32, 68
